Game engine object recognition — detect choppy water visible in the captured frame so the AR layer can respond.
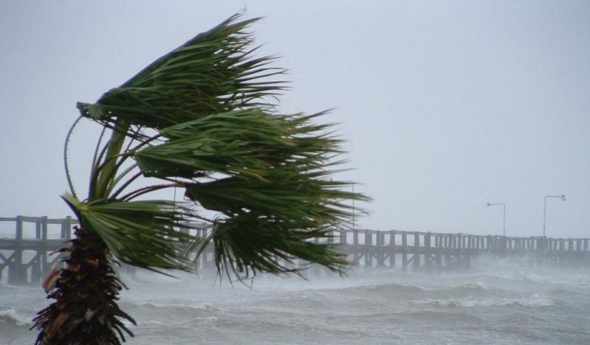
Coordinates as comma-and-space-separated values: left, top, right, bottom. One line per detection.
2, 257, 590, 345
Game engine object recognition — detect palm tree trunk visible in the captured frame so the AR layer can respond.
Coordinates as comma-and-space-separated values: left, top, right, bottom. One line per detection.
33, 226, 135, 345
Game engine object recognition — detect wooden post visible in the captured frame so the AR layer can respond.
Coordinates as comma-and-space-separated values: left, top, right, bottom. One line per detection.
8, 216, 25, 284
466, 235, 473, 268
62, 216, 73, 240
389, 231, 396, 268
377, 231, 385, 267
575, 239, 583, 264
412, 232, 420, 270
456, 234, 463, 268
40, 217, 49, 276
425, 233, 432, 271
444, 235, 451, 268
339, 230, 347, 246
435, 235, 442, 267
351, 229, 360, 266
365, 231, 373, 268
402, 232, 408, 271
365, 230, 375, 268
35, 218, 42, 239
31, 217, 49, 284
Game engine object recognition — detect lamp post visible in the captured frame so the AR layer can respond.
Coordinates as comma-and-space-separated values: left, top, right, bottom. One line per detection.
486, 202, 506, 237
543, 194, 566, 237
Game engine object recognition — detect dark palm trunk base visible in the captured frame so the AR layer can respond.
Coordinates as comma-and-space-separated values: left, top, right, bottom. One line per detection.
33, 226, 135, 345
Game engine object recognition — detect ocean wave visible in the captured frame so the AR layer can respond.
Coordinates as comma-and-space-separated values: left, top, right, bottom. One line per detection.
121, 301, 223, 328
126, 301, 218, 311
328, 281, 493, 302
0, 309, 32, 327
411, 293, 554, 308
335, 282, 425, 298
428, 282, 488, 294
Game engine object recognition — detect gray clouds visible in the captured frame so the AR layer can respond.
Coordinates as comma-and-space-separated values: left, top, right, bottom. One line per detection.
1, 0, 589, 237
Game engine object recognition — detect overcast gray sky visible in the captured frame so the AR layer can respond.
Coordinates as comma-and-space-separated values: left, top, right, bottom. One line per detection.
1, 0, 589, 237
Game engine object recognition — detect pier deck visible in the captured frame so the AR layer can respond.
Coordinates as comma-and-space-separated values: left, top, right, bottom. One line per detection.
1, 216, 588, 285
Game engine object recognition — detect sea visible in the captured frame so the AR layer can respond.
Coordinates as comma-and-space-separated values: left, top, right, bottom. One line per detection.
1, 257, 589, 345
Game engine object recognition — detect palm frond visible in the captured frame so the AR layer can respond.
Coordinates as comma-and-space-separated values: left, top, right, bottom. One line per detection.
63, 194, 201, 273
185, 167, 367, 277
128, 107, 369, 276
133, 109, 343, 180
207, 213, 348, 279
185, 172, 366, 225
77, 14, 286, 131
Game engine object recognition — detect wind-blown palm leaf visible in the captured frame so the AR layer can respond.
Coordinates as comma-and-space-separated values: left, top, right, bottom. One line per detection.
133, 109, 342, 180
63, 194, 200, 273
185, 172, 364, 224
76, 14, 285, 132
128, 106, 368, 277
209, 213, 348, 278
185, 165, 367, 277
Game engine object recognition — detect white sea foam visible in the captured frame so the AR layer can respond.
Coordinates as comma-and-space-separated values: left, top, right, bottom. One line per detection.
411, 293, 555, 308
0, 308, 32, 327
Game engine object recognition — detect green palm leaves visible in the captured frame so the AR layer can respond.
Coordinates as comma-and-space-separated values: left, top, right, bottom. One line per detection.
63, 194, 199, 273
69, 14, 368, 277
38, 14, 368, 345
135, 110, 339, 179
77, 14, 284, 131
211, 216, 345, 277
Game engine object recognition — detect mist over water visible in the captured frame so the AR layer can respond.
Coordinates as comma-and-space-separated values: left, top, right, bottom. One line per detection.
2, 258, 589, 345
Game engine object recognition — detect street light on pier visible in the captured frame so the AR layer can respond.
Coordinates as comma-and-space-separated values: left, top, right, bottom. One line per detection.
543, 194, 566, 237
486, 202, 506, 237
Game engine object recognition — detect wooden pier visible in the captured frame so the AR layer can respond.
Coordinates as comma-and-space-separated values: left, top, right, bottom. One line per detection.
1, 216, 589, 285
331, 229, 590, 271
0, 216, 74, 285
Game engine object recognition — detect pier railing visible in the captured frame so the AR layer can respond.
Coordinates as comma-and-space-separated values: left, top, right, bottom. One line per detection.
1, 216, 589, 285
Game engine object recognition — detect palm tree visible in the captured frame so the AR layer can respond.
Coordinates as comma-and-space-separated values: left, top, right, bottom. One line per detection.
32, 14, 367, 345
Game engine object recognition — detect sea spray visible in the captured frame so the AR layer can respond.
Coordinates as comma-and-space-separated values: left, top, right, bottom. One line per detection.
2, 261, 589, 345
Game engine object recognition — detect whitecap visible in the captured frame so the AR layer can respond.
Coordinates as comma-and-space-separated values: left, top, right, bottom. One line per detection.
0, 308, 32, 327
411, 293, 554, 308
